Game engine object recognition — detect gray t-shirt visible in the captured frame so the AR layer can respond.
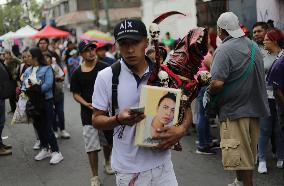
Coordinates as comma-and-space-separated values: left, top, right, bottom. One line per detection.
211, 36, 270, 122
258, 44, 268, 59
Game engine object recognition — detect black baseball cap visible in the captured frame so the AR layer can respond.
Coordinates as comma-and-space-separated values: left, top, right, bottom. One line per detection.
78, 40, 97, 53
114, 18, 147, 42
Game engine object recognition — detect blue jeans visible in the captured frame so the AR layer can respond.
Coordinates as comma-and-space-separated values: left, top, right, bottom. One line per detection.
258, 99, 284, 161
197, 86, 212, 148
276, 105, 284, 161
33, 99, 59, 152
53, 98, 65, 131
0, 99, 5, 144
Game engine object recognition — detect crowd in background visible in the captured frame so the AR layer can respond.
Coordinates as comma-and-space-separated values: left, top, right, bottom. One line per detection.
0, 14, 283, 186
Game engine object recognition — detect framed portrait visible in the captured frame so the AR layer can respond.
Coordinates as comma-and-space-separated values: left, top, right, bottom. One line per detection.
135, 85, 181, 147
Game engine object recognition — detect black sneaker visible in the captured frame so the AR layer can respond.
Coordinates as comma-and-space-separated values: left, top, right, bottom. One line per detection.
0, 147, 12, 156
210, 142, 220, 150
210, 135, 219, 143
196, 147, 216, 155
0, 143, 12, 150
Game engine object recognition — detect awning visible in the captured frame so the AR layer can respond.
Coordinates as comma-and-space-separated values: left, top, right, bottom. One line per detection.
56, 11, 95, 26
13, 25, 38, 39
56, 8, 142, 26
31, 25, 70, 38
0, 31, 15, 40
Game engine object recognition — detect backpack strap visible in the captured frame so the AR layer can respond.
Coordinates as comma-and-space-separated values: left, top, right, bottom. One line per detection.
111, 61, 121, 116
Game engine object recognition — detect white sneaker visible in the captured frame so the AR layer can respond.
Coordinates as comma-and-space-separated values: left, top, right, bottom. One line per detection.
35, 149, 51, 161
91, 176, 101, 186
228, 178, 243, 186
54, 132, 59, 138
60, 130, 70, 139
276, 160, 283, 168
258, 161, 267, 173
49, 152, 63, 165
33, 140, 40, 150
104, 160, 115, 175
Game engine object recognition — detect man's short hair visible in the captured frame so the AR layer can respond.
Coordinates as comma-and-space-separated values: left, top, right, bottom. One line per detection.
252, 22, 269, 30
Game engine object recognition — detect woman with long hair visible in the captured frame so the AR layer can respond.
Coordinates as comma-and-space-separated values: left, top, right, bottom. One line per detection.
21, 47, 63, 165
258, 28, 284, 173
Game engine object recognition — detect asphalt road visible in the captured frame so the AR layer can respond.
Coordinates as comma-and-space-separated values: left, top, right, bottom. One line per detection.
0, 89, 283, 186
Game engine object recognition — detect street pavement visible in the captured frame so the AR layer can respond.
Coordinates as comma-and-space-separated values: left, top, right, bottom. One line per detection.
0, 89, 283, 186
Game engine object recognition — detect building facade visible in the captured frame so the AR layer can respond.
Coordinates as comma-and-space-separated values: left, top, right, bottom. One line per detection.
46, 0, 142, 40
196, 0, 284, 31
141, 0, 197, 40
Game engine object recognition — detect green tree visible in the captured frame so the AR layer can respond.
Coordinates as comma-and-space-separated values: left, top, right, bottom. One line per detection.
0, 0, 42, 35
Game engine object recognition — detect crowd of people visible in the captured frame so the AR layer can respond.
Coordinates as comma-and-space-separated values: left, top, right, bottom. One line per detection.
0, 11, 283, 186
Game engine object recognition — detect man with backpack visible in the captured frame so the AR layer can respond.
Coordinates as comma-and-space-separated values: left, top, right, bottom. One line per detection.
92, 18, 191, 186
70, 41, 114, 186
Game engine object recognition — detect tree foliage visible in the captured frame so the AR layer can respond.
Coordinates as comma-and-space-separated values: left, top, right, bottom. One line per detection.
0, 0, 42, 35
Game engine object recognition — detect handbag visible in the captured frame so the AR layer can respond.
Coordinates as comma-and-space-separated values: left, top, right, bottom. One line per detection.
25, 84, 43, 118
11, 94, 31, 124
205, 41, 257, 118
25, 99, 40, 118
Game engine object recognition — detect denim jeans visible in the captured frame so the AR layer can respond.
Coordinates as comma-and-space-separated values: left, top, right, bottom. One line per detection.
197, 86, 212, 148
33, 99, 59, 152
258, 99, 284, 161
0, 99, 5, 144
53, 98, 65, 131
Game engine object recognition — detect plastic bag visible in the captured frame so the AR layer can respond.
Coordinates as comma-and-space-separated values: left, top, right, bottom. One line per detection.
11, 94, 31, 125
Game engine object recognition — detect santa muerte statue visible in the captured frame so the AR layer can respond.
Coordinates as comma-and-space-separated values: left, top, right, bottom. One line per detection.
147, 11, 208, 151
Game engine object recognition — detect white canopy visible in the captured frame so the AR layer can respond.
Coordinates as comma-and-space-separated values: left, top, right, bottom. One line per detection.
0, 31, 15, 40
13, 25, 38, 39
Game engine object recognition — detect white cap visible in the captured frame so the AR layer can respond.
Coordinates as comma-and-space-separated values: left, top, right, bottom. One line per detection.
217, 12, 245, 38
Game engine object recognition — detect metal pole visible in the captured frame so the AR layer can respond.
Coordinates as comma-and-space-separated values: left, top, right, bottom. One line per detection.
103, 0, 110, 31
93, 0, 100, 28
25, 1, 32, 25
43, 0, 50, 26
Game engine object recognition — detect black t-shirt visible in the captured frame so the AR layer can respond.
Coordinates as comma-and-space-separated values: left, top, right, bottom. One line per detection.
70, 61, 108, 125
64, 48, 73, 65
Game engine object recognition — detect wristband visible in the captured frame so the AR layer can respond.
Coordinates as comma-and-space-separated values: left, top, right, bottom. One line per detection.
116, 114, 123, 125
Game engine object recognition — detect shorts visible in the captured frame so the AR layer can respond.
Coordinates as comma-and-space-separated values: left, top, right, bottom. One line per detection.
115, 161, 177, 186
83, 125, 101, 153
220, 117, 259, 170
